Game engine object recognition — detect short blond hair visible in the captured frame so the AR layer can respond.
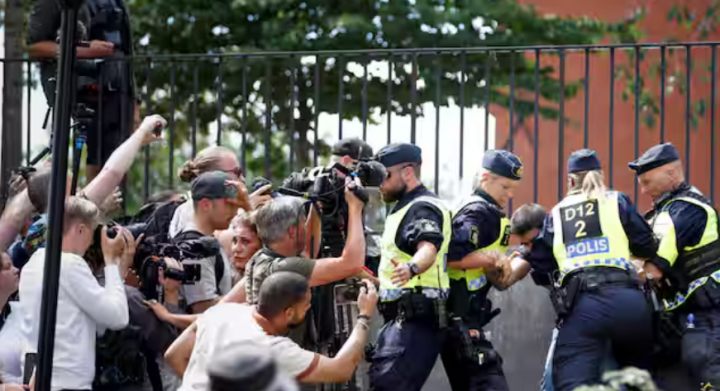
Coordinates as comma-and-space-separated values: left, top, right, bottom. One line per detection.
63, 196, 100, 234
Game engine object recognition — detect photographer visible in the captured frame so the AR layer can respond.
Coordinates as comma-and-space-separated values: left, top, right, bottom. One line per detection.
165, 271, 378, 388
18, 197, 130, 391
27, 0, 139, 181
242, 178, 366, 351
174, 171, 245, 314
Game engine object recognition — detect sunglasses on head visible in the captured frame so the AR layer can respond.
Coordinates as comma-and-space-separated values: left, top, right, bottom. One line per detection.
224, 167, 244, 178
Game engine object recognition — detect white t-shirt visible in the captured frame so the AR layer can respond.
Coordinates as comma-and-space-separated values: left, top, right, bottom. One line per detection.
179, 303, 319, 391
168, 199, 195, 239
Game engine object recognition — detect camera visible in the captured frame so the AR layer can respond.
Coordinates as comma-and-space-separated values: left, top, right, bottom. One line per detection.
333, 279, 365, 304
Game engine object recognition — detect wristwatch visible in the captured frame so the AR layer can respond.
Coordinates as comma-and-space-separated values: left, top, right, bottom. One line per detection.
407, 262, 421, 277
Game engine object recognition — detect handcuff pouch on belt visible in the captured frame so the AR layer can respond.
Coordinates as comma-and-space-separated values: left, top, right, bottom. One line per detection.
549, 272, 581, 324
393, 289, 448, 329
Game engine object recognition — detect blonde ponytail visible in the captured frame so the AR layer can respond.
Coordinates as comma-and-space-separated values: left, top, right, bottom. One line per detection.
569, 170, 607, 199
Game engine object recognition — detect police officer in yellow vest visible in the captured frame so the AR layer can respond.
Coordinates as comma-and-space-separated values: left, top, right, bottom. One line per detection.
439, 150, 523, 391
367, 143, 452, 391
525, 149, 658, 391
629, 143, 720, 391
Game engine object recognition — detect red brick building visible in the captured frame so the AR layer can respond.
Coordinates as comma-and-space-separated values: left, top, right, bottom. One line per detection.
492, 0, 720, 211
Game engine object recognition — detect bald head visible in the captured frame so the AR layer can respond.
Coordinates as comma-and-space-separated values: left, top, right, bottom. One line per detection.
637, 161, 685, 200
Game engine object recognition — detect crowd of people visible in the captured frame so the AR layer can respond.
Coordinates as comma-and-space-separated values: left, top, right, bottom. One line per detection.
0, 107, 717, 391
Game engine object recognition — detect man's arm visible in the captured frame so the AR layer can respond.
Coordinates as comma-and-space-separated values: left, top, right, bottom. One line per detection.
447, 204, 500, 270
64, 258, 129, 330
526, 215, 559, 288
82, 115, 165, 206
0, 191, 35, 252
616, 193, 667, 276
292, 311, 371, 383
164, 323, 197, 377
394, 202, 445, 274
26, 0, 112, 59
307, 202, 365, 286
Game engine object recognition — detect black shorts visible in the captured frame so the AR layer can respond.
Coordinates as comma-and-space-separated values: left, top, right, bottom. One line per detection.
83, 93, 134, 166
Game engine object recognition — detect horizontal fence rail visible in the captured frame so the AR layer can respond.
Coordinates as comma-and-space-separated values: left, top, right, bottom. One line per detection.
2, 42, 719, 214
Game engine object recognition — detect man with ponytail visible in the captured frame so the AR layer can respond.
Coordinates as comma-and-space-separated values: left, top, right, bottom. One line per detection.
523, 149, 660, 391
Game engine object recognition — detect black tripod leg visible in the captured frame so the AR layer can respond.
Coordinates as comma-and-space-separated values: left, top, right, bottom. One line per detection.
70, 129, 84, 195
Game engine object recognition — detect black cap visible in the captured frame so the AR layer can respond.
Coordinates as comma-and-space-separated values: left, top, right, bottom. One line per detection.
332, 138, 374, 160
628, 143, 680, 175
482, 149, 523, 180
567, 149, 602, 174
191, 171, 238, 201
375, 143, 422, 168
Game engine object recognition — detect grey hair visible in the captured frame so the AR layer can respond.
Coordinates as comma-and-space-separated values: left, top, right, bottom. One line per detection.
255, 196, 306, 244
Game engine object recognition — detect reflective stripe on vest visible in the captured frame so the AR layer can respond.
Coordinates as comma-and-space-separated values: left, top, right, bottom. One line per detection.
448, 196, 511, 291
551, 191, 631, 285
652, 195, 720, 311
379, 196, 452, 302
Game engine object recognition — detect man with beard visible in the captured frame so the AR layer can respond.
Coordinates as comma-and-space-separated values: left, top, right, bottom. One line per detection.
166, 271, 379, 389
367, 143, 453, 391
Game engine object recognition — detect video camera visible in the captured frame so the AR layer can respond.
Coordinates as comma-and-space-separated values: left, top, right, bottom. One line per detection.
275, 159, 386, 216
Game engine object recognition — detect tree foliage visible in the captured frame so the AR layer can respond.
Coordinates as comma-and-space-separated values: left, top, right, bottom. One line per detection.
121, 0, 641, 210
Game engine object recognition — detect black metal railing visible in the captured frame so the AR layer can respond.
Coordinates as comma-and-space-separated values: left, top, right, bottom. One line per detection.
3, 41, 718, 213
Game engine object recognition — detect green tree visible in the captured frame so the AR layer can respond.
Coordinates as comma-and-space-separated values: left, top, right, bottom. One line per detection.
122, 0, 640, 210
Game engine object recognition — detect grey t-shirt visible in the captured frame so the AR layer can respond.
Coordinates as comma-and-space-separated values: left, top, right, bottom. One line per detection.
179, 231, 233, 307
245, 249, 316, 305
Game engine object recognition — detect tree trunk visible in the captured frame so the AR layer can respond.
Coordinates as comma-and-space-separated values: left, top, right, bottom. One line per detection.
1, 0, 26, 210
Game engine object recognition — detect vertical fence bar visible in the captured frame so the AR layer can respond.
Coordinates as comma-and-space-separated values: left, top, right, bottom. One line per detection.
711, 44, 717, 205
191, 62, 198, 158
533, 49, 540, 204
314, 56, 320, 166
264, 59, 272, 179
289, 60, 297, 172
387, 55, 393, 144
685, 46, 692, 181
609, 48, 615, 189
434, 58, 441, 194
241, 58, 248, 172
25, 62, 31, 165
169, 62, 176, 188
216, 58, 223, 145
584, 48, 590, 148
338, 56, 344, 140
508, 52, 516, 213
459, 51, 466, 179
410, 53, 418, 144
557, 49, 566, 202
660, 45, 667, 143
509, 52, 515, 151
362, 57, 368, 141
634, 46, 641, 205
97, 67, 105, 167
143, 61, 152, 203
484, 53, 491, 152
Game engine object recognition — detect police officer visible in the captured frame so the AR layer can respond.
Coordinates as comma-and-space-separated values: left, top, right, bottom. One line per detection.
526, 149, 659, 391
629, 143, 720, 390
368, 143, 452, 391
440, 150, 523, 391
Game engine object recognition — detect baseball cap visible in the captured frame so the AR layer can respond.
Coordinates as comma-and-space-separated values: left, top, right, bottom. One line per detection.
191, 171, 239, 201
332, 138, 374, 160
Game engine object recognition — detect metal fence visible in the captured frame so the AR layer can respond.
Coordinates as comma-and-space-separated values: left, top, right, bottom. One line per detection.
2, 41, 719, 213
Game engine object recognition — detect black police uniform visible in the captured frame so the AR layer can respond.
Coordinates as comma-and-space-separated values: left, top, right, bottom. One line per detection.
629, 143, 720, 390
527, 149, 658, 391
368, 143, 449, 391
440, 150, 522, 391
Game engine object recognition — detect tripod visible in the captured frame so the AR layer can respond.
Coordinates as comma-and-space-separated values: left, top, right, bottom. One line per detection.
26, 102, 94, 196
